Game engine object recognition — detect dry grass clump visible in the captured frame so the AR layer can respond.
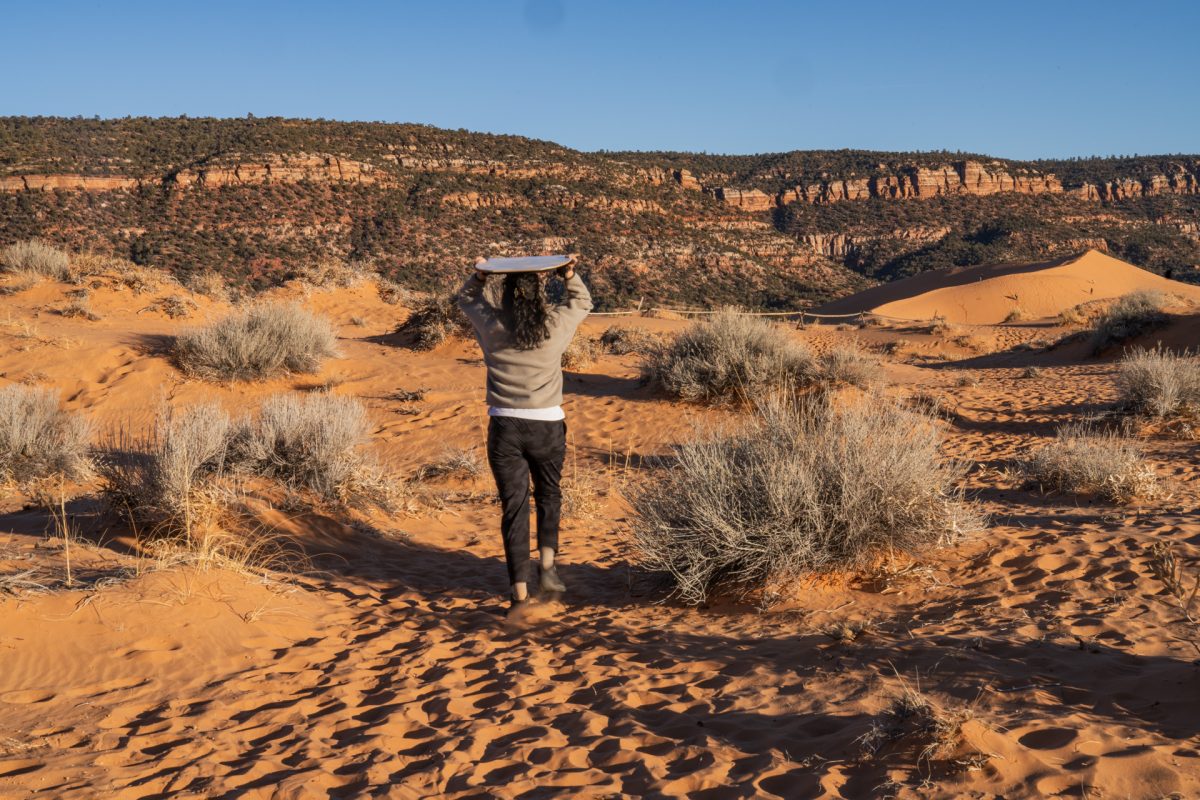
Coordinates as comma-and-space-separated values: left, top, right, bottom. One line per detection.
859, 681, 976, 764
1091, 290, 1169, 353
1002, 307, 1028, 323
629, 396, 982, 605
142, 295, 197, 319
599, 325, 661, 355
174, 301, 339, 380
412, 447, 482, 482
1116, 347, 1200, 419
814, 343, 884, 388
231, 393, 389, 506
1057, 304, 1090, 326
1, 239, 72, 281
395, 293, 471, 349
641, 311, 814, 404
376, 278, 415, 306
0, 386, 93, 485
561, 335, 601, 370
104, 395, 392, 525
101, 404, 231, 520
57, 295, 101, 321
185, 271, 231, 302
1018, 423, 1163, 504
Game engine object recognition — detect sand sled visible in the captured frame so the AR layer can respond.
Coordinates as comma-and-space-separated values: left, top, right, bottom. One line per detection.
475, 255, 574, 274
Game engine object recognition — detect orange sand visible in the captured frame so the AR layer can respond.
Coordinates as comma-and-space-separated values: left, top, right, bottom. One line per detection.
2, 267, 1200, 798
817, 249, 1200, 324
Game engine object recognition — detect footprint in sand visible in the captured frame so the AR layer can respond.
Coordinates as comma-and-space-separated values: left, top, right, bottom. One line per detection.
1018, 727, 1077, 750
0, 689, 56, 704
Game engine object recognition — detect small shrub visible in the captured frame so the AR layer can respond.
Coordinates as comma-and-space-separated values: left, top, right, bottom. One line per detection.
1020, 366, 1043, 378
101, 403, 231, 521
376, 279, 414, 306
599, 325, 660, 355
1057, 304, 1089, 326
395, 293, 471, 350
641, 311, 814, 404
629, 396, 982, 605
1018, 423, 1162, 503
143, 295, 197, 319
1002, 307, 1027, 323
562, 335, 600, 370
412, 447, 482, 482
1091, 291, 1169, 353
1, 239, 71, 281
1117, 347, 1200, 418
859, 682, 975, 764
231, 392, 387, 505
0, 386, 93, 485
815, 343, 884, 388
57, 296, 101, 321
175, 302, 339, 380
186, 271, 230, 302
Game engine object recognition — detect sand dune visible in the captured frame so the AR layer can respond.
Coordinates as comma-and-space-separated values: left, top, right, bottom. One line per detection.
817, 249, 1200, 324
2, 268, 1200, 798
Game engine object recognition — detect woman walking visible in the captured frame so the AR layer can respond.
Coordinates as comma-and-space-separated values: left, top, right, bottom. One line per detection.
456, 256, 593, 611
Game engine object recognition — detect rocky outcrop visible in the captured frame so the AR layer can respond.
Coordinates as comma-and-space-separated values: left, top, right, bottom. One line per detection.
673, 169, 701, 191
171, 153, 388, 188
711, 187, 774, 212
774, 161, 1062, 207
0, 174, 142, 192
710, 159, 1200, 211
799, 226, 951, 258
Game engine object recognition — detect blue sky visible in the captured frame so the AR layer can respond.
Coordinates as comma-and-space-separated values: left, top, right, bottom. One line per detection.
2, 0, 1196, 159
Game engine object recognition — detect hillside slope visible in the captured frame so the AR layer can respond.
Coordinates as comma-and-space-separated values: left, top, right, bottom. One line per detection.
2, 117, 1199, 307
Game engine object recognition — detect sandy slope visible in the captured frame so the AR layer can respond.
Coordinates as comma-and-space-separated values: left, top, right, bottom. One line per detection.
816, 250, 1200, 324
2, 269, 1200, 799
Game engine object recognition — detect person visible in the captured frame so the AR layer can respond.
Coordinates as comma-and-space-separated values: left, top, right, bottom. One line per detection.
456, 255, 593, 611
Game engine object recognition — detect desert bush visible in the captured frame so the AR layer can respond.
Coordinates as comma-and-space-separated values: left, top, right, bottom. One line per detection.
1116, 347, 1200, 418
395, 293, 471, 349
57, 295, 100, 321
859, 681, 976, 764
814, 343, 884, 388
0, 386, 93, 485
561, 335, 600, 370
1057, 304, 1089, 326
231, 392, 387, 504
1, 239, 71, 281
1018, 423, 1162, 503
412, 447, 481, 482
599, 325, 660, 355
174, 301, 339, 380
629, 396, 981, 605
641, 311, 814, 404
1091, 291, 1169, 353
1002, 307, 1027, 323
186, 271, 231, 302
101, 403, 230, 522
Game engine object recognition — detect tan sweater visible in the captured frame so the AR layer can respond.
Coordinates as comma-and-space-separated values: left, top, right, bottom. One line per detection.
457, 274, 593, 409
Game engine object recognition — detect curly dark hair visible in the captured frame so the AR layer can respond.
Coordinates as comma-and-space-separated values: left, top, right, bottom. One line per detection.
501, 272, 551, 350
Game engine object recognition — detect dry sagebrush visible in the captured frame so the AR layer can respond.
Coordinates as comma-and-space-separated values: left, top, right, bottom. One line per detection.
641, 311, 814, 404
630, 397, 982, 605
1, 239, 72, 281
1018, 422, 1163, 504
0, 386, 93, 485
1091, 290, 1169, 354
599, 325, 661, 355
174, 301, 339, 380
395, 293, 472, 350
814, 343, 884, 388
1117, 347, 1200, 419
230, 392, 391, 506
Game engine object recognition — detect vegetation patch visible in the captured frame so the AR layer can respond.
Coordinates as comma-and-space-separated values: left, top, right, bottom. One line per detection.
0, 386, 93, 486
640, 311, 814, 404
1018, 422, 1163, 504
1090, 291, 1170, 354
1116, 346, 1200, 419
629, 396, 981, 605
174, 301, 339, 380
1, 239, 72, 282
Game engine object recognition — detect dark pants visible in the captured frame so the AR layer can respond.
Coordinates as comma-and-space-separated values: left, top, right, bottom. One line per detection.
486, 417, 567, 585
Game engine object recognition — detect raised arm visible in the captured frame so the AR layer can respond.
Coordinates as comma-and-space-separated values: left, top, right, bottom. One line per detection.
455, 259, 491, 332
556, 257, 593, 326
